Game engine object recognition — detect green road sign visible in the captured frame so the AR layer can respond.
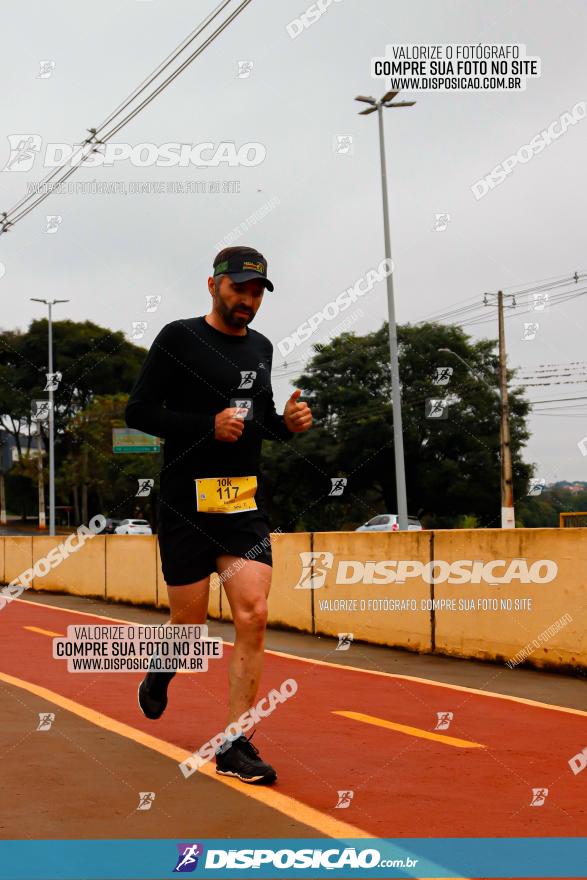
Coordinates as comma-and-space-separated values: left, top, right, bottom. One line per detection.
112, 428, 161, 453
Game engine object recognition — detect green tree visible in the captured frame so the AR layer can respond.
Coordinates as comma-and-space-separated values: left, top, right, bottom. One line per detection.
261, 321, 533, 530
0, 319, 150, 521
59, 393, 161, 526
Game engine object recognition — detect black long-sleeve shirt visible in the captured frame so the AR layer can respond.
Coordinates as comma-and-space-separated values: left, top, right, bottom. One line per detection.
124, 315, 293, 523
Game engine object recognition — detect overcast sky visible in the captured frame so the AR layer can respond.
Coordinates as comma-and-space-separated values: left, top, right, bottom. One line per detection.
1, 0, 586, 485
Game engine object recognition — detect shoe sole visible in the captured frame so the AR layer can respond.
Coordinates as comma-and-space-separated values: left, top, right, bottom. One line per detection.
215, 767, 277, 786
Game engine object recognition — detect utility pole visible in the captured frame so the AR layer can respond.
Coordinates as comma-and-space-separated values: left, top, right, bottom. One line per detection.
482, 291, 516, 528
0, 471, 5, 526
439, 293, 516, 531
355, 89, 415, 530
497, 291, 515, 528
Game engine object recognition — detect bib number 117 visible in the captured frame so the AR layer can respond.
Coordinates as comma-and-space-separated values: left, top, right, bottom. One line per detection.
216, 478, 239, 501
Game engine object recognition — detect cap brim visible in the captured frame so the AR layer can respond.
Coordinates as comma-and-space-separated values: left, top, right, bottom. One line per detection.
228, 270, 274, 292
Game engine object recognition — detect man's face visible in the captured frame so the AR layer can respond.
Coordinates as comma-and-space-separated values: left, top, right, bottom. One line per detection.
208, 275, 265, 328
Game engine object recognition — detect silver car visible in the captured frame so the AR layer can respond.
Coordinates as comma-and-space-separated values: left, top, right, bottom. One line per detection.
114, 518, 153, 535
356, 514, 422, 532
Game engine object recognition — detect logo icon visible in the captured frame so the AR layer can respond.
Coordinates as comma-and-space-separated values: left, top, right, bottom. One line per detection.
522, 322, 539, 341
31, 400, 51, 421
36, 712, 55, 731
173, 843, 204, 872
37, 60, 56, 79
433, 366, 453, 385
44, 371, 62, 391
329, 477, 347, 496
238, 371, 256, 390
335, 790, 354, 809
294, 551, 334, 590
45, 215, 62, 234
425, 398, 449, 419
433, 212, 450, 232
129, 321, 148, 341
145, 295, 161, 312
237, 61, 254, 79
434, 711, 454, 731
333, 135, 353, 155
136, 478, 154, 497
336, 633, 353, 651
528, 479, 545, 497
3, 134, 42, 172
136, 791, 156, 811
530, 292, 549, 312
530, 787, 548, 807
230, 398, 253, 420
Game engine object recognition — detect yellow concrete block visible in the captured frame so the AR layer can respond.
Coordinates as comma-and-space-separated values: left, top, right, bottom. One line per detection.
4, 536, 33, 587
267, 531, 313, 632
105, 535, 157, 605
312, 531, 433, 650
31, 534, 106, 598
433, 528, 587, 668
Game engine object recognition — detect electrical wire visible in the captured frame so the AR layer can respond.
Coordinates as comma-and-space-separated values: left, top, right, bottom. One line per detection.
0, 0, 254, 233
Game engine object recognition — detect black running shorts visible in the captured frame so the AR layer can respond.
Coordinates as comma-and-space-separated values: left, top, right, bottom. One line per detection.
157, 511, 273, 586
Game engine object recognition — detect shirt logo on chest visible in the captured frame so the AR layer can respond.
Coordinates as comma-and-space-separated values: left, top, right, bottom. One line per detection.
238, 370, 257, 389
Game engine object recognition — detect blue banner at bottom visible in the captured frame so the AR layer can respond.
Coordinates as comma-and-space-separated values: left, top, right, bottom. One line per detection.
0, 837, 585, 879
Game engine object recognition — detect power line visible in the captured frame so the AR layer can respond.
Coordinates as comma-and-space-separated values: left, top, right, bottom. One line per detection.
94, 0, 235, 136
414, 272, 585, 326
0, 0, 254, 234
1, 0, 237, 226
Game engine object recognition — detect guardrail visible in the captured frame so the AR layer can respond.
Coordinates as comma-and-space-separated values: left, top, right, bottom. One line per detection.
1, 528, 585, 672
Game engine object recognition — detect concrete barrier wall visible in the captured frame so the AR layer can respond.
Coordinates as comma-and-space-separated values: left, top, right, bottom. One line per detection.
312, 531, 432, 650
33, 535, 106, 599
433, 528, 587, 668
4, 536, 33, 588
1, 529, 585, 671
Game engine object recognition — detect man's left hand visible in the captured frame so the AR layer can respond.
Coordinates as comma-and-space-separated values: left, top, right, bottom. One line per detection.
284, 389, 313, 433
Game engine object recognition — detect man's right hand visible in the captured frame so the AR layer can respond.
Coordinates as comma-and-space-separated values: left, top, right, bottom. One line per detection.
215, 407, 246, 442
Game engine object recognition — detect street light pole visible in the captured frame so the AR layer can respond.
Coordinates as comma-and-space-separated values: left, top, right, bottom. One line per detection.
356, 90, 415, 530
30, 298, 69, 536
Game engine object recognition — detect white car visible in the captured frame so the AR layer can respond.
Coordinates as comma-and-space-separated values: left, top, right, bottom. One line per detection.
114, 518, 152, 535
356, 514, 422, 532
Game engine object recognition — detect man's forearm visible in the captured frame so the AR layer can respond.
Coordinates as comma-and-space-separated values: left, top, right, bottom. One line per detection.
124, 398, 215, 440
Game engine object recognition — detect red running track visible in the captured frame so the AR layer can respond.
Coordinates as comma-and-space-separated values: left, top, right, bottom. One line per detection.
1, 597, 586, 840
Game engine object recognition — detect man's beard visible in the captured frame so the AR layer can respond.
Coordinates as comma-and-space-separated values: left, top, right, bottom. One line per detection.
216, 293, 254, 328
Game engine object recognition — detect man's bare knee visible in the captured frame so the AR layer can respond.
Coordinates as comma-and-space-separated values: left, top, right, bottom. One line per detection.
234, 601, 268, 637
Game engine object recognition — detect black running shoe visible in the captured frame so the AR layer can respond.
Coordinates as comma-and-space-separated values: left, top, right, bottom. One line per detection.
137, 671, 175, 719
215, 732, 277, 785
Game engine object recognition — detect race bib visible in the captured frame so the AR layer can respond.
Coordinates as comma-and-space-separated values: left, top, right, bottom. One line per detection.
195, 475, 258, 514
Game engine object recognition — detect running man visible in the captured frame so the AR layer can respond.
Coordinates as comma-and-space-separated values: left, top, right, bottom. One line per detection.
124, 246, 312, 784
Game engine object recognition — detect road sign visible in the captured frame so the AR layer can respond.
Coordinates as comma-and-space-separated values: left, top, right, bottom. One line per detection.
112, 428, 160, 454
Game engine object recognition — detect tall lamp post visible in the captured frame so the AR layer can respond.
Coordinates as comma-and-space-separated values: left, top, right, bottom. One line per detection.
30, 298, 69, 536
355, 90, 415, 530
